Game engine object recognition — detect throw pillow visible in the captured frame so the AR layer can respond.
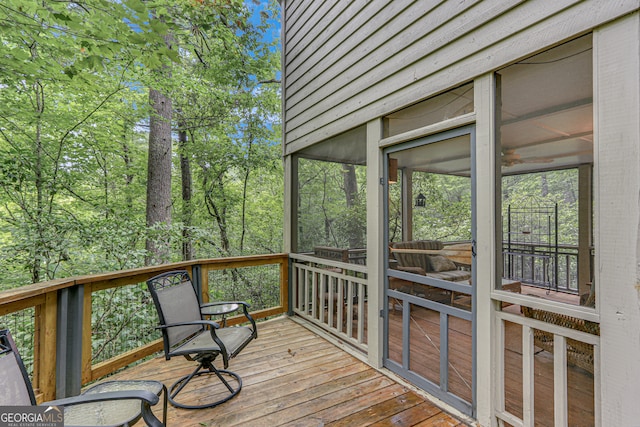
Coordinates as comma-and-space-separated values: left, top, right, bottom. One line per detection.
429, 255, 457, 272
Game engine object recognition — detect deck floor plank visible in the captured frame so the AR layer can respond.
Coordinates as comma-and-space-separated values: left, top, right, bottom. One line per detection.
279, 384, 410, 427
245, 373, 397, 426
325, 392, 427, 427
107, 316, 462, 426
369, 402, 446, 427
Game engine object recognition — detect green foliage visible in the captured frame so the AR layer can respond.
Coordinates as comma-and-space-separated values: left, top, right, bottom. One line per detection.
387, 171, 473, 245
207, 265, 281, 312
91, 283, 160, 364
387, 168, 577, 248
0, 0, 170, 86
412, 173, 472, 242
0, 0, 283, 378
297, 159, 367, 252
503, 169, 579, 244
0, 0, 283, 289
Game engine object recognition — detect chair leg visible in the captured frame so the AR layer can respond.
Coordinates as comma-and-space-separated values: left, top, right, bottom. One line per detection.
168, 362, 242, 409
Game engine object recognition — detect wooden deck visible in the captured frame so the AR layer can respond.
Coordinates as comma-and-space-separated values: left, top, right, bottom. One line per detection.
108, 316, 465, 427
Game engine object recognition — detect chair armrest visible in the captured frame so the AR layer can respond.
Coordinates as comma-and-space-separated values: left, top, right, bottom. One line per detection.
397, 266, 427, 275
200, 301, 248, 316
201, 301, 251, 308
156, 319, 220, 330
43, 390, 163, 427
200, 301, 257, 338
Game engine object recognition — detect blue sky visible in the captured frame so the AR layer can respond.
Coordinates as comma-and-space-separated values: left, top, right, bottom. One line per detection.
247, 0, 281, 48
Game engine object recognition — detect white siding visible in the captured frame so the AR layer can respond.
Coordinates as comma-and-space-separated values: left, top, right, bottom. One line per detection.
283, 0, 639, 153
594, 13, 640, 425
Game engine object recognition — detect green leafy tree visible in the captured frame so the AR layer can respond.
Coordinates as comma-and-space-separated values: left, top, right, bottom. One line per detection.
0, 0, 283, 290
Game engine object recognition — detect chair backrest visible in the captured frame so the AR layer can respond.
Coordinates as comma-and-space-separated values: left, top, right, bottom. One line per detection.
147, 271, 203, 353
391, 240, 443, 272
0, 329, 37, 406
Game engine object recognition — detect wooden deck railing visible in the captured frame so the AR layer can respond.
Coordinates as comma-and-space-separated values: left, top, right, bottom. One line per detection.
289, 253, 368, 352
0, 254, 289, 403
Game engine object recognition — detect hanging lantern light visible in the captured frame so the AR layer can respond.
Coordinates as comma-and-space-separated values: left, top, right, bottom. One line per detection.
415, 193, 426, 207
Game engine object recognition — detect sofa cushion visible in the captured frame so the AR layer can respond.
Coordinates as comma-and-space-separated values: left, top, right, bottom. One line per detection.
429, 255, 457, 272
425, 269, 471, 282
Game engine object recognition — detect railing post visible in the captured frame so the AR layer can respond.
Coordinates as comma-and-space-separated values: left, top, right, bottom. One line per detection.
81, 284, 93, 385
287, 256, 294, 315
192, 264, 203, 303
38, 292, 58, 402
56, 284, 84, 398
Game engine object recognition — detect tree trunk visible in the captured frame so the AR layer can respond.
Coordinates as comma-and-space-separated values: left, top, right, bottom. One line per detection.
32, 81, 45, 283
204, 175, 231, 255
179, 126, 194, 260
343, 163, 360, 248
343, 164, 357, 206
145, 88, 173, 265
541, 173, 549, 197
239, 136, 253, 253
122, 119, 134, 211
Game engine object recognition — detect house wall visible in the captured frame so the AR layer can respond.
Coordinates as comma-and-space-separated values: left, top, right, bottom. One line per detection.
282, 1, 640, 426
594, 14, 640, 425
282, 0, 638, 154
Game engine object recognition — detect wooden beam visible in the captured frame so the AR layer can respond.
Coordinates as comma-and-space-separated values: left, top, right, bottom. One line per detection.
37, 292, 57, 402
280, 259, 289, 314
91, 339, 164, 382
82, 284, 93, 385
0, 295, 45, 316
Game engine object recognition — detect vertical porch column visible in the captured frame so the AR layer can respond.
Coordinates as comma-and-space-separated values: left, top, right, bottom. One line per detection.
474, 72, 498, 427
595, 12, 640, 426
366, 118, 384, 368
283, 154, 296, 255
578, 164, 592, 297
283, 154, 297, 315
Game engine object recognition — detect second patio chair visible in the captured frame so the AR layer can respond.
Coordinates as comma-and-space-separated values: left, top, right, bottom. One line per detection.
147, 270, 257, 409
0, 328, 167, 427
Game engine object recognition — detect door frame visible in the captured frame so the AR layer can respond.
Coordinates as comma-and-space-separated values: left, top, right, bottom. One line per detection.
382, 125, 477, 417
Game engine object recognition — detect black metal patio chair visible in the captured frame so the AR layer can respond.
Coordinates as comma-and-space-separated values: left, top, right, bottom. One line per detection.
0, 328, 166, 427
146, 270, 257, 409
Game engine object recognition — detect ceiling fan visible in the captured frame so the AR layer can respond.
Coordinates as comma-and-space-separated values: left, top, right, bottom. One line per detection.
501, 149, 554, 167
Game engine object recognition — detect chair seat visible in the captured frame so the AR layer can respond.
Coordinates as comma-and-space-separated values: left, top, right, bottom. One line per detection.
62, 381, 165, 427
171, 326, 254, 358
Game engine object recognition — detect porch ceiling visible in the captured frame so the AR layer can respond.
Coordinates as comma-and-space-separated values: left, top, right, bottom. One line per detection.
394, 35, 594, 177
297, 125, 367, 165
497, 35, 593, 175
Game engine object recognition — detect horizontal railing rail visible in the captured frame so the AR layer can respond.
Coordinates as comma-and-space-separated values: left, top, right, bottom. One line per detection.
0, 254, 289, 403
